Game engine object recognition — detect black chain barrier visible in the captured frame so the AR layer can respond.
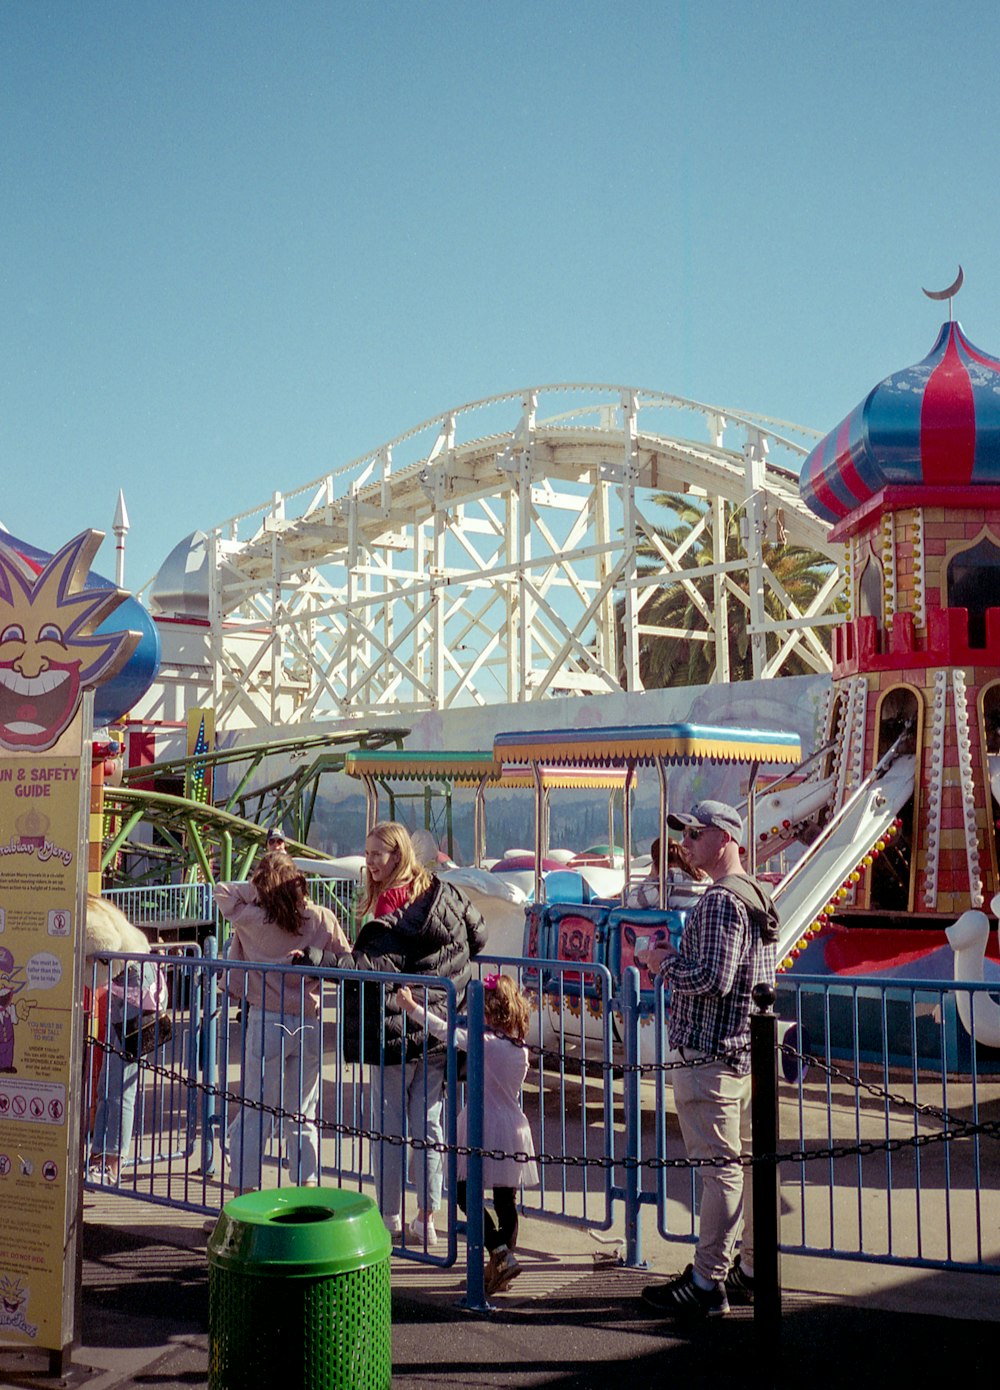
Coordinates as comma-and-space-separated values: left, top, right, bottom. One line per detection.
85, 1025, 1000, 1175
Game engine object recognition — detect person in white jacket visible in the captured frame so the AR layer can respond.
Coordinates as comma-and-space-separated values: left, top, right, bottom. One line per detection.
215, 855, 349, 1192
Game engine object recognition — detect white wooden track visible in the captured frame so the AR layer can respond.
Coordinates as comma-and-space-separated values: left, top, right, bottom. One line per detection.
204, 386, 842, 729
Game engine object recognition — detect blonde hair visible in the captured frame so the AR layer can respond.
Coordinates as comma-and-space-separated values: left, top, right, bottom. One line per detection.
484, 975, 530, 1043
359, 821, 433, 918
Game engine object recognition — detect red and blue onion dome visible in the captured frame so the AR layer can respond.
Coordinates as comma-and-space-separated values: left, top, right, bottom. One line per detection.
800, 321, 1000, 523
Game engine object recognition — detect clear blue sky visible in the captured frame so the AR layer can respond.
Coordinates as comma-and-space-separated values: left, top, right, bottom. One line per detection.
4, 0, 1000, 589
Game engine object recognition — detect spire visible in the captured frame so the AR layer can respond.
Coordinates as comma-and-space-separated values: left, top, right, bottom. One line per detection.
113, 489, 130, 587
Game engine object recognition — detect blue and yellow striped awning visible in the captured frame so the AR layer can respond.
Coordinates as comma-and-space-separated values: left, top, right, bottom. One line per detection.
343, 749, 632, 790
493, 723, 801, 769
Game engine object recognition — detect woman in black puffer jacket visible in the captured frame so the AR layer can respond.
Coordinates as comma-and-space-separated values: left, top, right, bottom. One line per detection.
299, 832, 488, 1248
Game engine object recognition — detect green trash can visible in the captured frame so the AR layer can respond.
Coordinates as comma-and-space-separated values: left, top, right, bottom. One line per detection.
207, 1187, 392, 1390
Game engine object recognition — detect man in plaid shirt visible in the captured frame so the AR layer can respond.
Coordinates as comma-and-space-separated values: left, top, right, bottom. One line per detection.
635, 799, 777, 1320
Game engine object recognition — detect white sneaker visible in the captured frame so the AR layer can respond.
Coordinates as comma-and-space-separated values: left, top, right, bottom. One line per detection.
384, 1213, 402, 1237
407, 1215, 439, 1248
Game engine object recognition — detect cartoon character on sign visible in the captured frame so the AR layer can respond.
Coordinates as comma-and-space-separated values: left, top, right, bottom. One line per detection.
0, 946, 36, 1074
0, 531, 139, 752
0, 1275, 26, 1315
0, 1274, 37, 1337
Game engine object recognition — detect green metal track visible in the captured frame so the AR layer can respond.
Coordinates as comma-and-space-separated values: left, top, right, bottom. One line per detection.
105, 726, 409, 885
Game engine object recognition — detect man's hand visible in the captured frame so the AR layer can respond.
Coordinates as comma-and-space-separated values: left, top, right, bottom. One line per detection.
635, 942, 678, 976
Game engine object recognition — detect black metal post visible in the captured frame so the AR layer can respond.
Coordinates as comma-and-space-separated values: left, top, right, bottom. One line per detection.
750, 981, 781, 1349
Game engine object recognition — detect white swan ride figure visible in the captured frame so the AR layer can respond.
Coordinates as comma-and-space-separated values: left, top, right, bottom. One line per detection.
945, 901, 1000, 1049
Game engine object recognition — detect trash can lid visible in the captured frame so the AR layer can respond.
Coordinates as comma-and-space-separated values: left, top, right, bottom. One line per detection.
207, 1187, 392, 1277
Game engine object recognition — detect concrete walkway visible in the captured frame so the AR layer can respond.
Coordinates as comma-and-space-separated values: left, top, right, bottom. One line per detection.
1, 1191, 997, 1389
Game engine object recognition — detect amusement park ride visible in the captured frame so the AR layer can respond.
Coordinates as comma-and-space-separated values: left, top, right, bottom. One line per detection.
144, 384, 840, 728
4, 287, 1000, 1049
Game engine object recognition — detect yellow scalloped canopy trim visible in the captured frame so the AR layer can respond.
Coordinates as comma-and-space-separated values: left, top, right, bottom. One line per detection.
494, 723, 801, 768
499, 766, 631, 790
344, 750, 501, 784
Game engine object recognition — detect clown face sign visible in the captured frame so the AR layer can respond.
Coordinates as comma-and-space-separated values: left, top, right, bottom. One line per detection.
0, 531, 140, 752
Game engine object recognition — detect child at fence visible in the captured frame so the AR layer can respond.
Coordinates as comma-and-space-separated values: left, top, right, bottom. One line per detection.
215, 855, 350, 1193
396, 973, 538, 1294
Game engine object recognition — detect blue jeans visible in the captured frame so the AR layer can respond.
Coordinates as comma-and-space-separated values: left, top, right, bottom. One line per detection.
227, 1008, 323, 1190
371, 1052, 446, 1220
91, 996, 140, 1168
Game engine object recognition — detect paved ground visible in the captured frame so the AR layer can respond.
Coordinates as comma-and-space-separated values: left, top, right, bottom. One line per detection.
1, 1195, 998, 1389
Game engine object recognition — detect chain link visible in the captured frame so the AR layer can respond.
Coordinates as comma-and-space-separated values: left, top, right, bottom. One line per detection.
776, 1040, 954, 1123
86, 1025, 1000, 1174
524, 1036, 747, 1074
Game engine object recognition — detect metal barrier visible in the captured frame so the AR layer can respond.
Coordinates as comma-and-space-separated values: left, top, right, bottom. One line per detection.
104, 882, 218, 935
82, 950, 1000, 1284
84, 946, 462, 1268
301, 876, 361, 935
104, 877, 359, 944
774, 973, 1000, 1271
476, 953, 617, 1239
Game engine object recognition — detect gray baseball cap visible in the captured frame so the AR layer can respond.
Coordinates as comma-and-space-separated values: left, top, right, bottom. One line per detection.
667, 799, 743, 840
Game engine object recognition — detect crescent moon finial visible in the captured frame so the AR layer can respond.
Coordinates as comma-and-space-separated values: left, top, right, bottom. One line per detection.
922, 266, 964, 320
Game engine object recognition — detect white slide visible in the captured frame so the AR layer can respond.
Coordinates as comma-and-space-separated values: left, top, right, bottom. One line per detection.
752, 773, 837, 863
771, 755, 917, 961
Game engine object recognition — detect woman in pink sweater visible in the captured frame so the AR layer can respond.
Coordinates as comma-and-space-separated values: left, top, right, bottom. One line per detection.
215, 854, 349, 1193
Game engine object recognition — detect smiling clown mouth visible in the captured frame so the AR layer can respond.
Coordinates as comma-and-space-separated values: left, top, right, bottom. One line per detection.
0, 665, 78, 747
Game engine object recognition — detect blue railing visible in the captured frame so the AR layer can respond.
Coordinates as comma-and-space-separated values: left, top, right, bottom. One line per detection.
83, 949, 1000, 1291
773, 972, 1000, 1270
103, 877, 361, 943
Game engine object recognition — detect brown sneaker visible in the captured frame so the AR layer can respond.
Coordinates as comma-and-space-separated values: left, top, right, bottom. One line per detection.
484, 1251, 504, 1296
485, 1247, 522, 1294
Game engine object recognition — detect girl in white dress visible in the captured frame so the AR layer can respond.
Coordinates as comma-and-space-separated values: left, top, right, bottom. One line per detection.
397, 973, 538, 1294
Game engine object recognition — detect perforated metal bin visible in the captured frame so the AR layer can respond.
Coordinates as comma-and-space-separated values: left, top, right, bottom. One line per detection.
207, 1187, 392, 1390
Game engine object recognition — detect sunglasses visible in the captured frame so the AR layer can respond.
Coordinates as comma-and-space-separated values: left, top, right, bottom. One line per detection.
684, 826, 711, 841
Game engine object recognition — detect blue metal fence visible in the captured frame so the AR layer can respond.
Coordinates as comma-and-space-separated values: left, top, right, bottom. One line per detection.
83, 949, 1000, 1288
774, 973, 1000, 1270
103, 876, 361, 943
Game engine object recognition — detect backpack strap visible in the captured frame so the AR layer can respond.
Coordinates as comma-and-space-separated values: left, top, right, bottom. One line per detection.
712, 874, 781, 944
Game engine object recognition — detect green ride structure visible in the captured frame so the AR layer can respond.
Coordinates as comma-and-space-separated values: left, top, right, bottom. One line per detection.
101, 726, 409, 887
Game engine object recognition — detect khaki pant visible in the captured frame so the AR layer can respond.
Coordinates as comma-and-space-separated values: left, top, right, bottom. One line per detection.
672, 1056, 752, 1284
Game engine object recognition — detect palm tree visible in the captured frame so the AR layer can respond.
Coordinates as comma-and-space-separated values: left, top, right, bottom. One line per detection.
617, 493, 841, 688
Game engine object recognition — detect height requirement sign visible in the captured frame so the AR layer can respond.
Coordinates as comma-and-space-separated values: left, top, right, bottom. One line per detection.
0, 532, 138, 1360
